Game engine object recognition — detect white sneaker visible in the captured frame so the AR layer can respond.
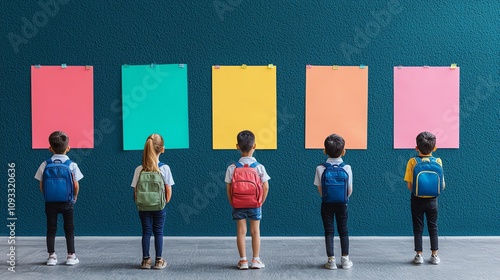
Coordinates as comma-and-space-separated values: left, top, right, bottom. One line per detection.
325, 257, 337, 270
66, 255, 80, 266
430, 255, 440, 265
47, 254, 57, 266
237, 260, 248, 270
251, 259, 265, 269
413, 254, 424, 264
341, 256, 353, 269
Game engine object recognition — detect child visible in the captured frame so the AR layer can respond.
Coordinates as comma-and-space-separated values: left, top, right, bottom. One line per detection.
404, 131, 445, 265
34, 131, 83, 266
130, 134, 174, 269
314, 134, 353, 270
225, 130, 270, 270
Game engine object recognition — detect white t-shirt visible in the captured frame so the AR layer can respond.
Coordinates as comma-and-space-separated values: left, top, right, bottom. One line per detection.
34, 154, 84, 182
314, 157, 353, 196
130, 164, 175, 188
225, 157, 271, 184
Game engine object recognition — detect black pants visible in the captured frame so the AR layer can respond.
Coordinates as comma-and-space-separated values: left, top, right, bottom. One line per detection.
411, 195, 438, 252
45, 202, 75, 254
321, 203, 349, 257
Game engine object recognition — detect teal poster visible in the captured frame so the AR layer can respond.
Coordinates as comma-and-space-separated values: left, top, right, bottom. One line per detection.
122, 64, 189, 150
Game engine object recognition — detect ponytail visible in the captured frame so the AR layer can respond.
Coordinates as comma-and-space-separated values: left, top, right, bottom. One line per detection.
142, 134, 164, 172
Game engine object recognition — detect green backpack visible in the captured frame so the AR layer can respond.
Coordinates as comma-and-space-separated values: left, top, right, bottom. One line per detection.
135, 163, 166, 211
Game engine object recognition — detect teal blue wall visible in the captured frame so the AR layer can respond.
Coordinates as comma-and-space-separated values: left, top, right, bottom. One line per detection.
1, 0, 499, 236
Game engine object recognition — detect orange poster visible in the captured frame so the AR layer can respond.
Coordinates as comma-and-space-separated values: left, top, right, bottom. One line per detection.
305, 65, 368, 149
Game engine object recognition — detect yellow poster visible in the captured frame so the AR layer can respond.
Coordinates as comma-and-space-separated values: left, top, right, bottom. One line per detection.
212, 65, 277, 149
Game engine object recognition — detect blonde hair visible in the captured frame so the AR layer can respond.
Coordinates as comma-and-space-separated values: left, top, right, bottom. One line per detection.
142, 134, 164, 172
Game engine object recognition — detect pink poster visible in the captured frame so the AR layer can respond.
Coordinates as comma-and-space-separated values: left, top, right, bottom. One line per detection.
31, 65, 94, 149
394, 66, 460, 148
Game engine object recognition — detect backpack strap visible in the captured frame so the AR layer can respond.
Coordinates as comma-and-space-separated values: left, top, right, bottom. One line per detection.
235, 162, 244, 168
63, 159, 72, 166
249, 162, 260, 168
158, 162, 165, 167
45, 159, 53, 165
322, 162, 345, 168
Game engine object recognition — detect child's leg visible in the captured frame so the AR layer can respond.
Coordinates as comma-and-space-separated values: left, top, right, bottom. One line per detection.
320, 203, 335, 257
61, 203, 75, 254
45, 203, 59, 254
152, 209, 166, 258
335, 204, 349, 256
411, 196, 425, 254
236, 219, 247, 258
139, 211, 153, 258
249, 220, 261, 258
425, 200, 439, 255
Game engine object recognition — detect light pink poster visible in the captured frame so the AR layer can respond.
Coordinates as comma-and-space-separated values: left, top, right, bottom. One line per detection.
31, 65, 94, 149
394, 66, 460, 149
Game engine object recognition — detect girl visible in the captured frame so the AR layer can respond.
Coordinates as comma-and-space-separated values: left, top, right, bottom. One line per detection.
131, 134, 174, 269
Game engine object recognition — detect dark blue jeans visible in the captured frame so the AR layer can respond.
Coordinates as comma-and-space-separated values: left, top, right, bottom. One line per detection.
411, 195, 438, 252
45, 202, 75, 254
321, 203, 349, 257
139, 208, 166, 258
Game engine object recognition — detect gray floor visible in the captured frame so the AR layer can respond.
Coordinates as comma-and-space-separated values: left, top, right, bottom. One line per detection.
1, 236, 499, 280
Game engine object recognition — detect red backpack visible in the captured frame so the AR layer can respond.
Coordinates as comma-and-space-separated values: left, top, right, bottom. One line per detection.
230, 162, 263, 208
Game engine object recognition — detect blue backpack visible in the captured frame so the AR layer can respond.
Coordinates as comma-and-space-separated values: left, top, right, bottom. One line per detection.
42, 159, 75, 203
321, 162, 349, 204
412, 157, 444, 197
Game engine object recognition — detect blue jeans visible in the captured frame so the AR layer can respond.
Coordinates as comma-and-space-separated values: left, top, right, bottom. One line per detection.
411, 195, 439, 251
45, 202, 75, 254
321, 203, 349, 257
232, 207, 262, 220
139, 208, 166, 258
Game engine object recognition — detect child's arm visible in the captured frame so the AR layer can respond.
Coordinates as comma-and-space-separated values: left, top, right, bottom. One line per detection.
317, 185, 322, 197
39, 181, 43, 193
226, 183, 232, 205
407, 182, 412, 191
261, 181, 269, 204
73, 180, 80, 203
165, 184, 172, 203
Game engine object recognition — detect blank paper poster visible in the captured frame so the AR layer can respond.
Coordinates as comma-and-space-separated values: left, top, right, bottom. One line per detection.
394, 66, 460, 148
122, 64, 189, 150
305, 66, 368, 149
31, 65, 94, 149
212, 65, 277, 149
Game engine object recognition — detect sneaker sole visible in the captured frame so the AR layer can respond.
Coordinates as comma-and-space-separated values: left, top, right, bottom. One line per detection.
47, 263, 57, 266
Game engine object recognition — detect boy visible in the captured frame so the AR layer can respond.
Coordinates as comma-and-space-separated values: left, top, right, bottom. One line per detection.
404, 131, 445, 265
225, 130, 270, 270
314, 134, 353, 270
34, 131, 83, 266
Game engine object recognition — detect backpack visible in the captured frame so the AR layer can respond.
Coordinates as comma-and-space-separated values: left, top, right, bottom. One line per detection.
412, 157, 444, 197
135, 162, 167, 211
42, 159, 75, 203
230, 162, 263, 208
321, 162, 349, 204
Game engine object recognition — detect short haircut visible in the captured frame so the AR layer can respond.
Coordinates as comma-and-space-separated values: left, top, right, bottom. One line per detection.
416, 131, 436, 155
324, 134, 345, 158
49, 131, 69, 154
237, 130, 255, 153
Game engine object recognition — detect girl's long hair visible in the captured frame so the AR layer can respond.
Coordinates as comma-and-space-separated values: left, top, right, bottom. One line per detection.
142, 134, 164, 172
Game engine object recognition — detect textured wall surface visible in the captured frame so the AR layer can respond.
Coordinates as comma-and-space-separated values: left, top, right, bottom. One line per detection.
0, 0, 498, 236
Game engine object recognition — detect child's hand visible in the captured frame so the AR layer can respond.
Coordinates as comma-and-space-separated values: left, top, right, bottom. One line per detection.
73, 196, 78, 203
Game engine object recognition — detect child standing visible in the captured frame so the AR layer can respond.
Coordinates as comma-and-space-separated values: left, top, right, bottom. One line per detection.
404, 131, 445, 265
225, 130, 270, 270
34, 131, 83, 266
131, 134, 174, 269
314, 134, 353, 270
